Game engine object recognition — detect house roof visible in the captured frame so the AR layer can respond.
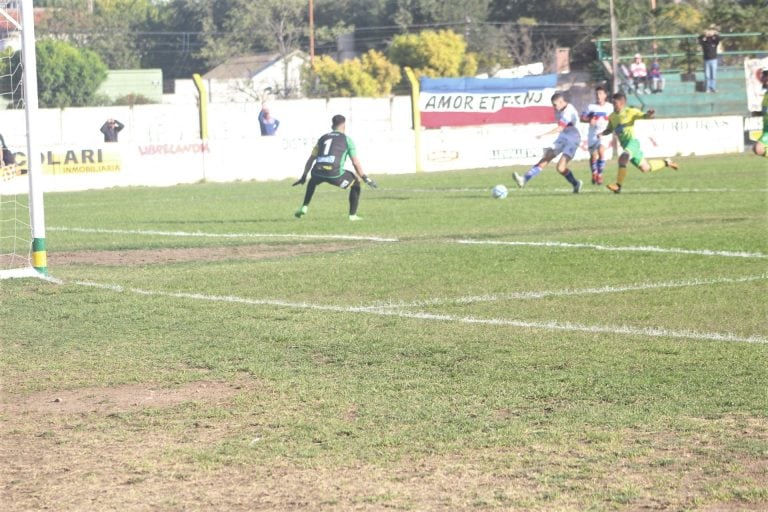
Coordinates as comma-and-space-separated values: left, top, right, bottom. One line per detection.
202, 51, 306, 80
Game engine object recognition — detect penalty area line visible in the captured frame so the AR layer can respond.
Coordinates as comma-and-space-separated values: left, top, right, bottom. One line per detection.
72, 280, 768, 345
362, 274, 768, 310
457, 239, 767, 259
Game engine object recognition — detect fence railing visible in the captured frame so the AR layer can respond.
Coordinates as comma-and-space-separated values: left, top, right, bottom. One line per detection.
595, 32, 767, 76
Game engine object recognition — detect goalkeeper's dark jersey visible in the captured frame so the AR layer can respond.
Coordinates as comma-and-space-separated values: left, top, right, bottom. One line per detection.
310, 131, 357, 179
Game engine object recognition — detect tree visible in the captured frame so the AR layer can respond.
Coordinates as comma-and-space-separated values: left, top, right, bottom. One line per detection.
388, 29, 477, 78
37, 0, 160, 70
309, 49, 401, 97
192, 0, 306, 64
246, 0, 307, 96
143, 0, 213, 79
392, 0, 490, 28
32, 39, 108, 108
360, 50, 402, 95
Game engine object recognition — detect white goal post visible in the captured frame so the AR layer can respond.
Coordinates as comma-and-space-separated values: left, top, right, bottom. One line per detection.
0, 0, 46, 279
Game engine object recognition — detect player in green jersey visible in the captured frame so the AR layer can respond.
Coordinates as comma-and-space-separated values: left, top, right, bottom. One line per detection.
293, 114, 377, 220
752, 69, 768, 157
601, 92, 679, 193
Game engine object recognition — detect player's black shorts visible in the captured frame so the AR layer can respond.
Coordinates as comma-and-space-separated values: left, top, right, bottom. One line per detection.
310, 170, 358, 189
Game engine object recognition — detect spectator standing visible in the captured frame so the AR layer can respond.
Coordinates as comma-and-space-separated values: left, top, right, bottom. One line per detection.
698, 25, 720, 92
258, 104, 280, 136
100, 118, 124, 142
630, 54, 650, 94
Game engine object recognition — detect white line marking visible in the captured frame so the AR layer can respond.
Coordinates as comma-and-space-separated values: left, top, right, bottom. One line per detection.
48, 226, 764, 260
362, 274, 768, 310
457, 239, 767, 259
393, 188, 768, 194
72, 280, 767, 345
48, 227, 398, 243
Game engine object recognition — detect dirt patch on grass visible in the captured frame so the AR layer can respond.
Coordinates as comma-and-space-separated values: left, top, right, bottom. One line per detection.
0, 380, 240, 416
48, 242, 358, 266
2, 382, 767, 511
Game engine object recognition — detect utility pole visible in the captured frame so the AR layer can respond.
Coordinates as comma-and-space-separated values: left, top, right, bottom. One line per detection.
309, 0, 314, 67
609, 0, 620, 93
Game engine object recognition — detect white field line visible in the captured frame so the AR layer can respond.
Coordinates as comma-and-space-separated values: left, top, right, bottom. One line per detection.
457, 239, 767, 259
73, 279, 768, 344
48, 226, 398, 243
362, 274, 768, 310
395, 187, 768, 194
48, 226, 764, 260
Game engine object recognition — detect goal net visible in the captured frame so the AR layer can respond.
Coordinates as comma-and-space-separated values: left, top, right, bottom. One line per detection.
0, 0, 46, 279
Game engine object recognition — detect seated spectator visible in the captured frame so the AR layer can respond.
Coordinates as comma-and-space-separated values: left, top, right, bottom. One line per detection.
630, 53, 650, 94
649, 60, 664, 93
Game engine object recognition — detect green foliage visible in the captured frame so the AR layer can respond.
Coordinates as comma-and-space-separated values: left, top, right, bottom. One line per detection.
112, 93, 156, 106
394, 0, 490, 27
701, 0, 768, 56
31, 0, 768, 89
33, 39, 108, 108
655, 4, 703, 35
309, 55, 371, 97
360, 50, 402, 95
190, 0, 306, 70
309, 50, 399, 98
142, 0, 210, 78
38, 0, 160, 69
703, 0, 767, 34
388, 29, 477, 78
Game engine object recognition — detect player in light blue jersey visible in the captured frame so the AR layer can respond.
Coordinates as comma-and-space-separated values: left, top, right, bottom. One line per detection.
513, 92, 583, 193
580, 86, 613, 185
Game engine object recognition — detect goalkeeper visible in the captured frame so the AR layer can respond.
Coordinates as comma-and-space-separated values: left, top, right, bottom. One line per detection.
293, 114, 376, 221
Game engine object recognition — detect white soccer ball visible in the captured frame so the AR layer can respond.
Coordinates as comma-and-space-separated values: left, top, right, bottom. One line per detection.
491, 184, 508, 199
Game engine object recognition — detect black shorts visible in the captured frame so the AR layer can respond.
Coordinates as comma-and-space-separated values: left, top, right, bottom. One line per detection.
310, 170, 358, 189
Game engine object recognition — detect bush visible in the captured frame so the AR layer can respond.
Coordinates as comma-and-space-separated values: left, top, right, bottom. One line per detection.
113, 94, 155, 106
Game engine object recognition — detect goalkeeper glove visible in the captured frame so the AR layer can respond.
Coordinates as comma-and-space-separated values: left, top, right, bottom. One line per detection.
362, 175, 378, 188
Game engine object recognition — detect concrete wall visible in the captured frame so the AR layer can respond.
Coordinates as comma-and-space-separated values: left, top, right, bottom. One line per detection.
0, 96, 748, 195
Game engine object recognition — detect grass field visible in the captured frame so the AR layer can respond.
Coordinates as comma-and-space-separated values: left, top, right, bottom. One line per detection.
1, 153, 767, 511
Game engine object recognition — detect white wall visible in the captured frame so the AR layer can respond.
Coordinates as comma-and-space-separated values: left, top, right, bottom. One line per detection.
0, 97, 747, 195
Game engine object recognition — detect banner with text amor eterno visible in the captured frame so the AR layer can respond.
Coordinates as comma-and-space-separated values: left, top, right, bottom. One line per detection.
419, 75, 558, 128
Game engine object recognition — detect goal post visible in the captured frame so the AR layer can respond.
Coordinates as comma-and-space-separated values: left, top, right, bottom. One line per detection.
0, 0, 46, 279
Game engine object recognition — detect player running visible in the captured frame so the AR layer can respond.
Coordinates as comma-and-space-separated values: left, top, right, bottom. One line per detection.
293, 114, 377, 220
752, 69, 768, 157
513, 92, 583, 194
580, 85, 613, 185
602, 92, 679, 193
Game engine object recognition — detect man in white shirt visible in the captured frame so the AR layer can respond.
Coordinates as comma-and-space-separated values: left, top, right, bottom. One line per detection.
630, 54, 650, 94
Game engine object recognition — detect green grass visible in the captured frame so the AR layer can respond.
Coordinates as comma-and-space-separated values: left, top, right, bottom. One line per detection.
1, 153, 767, 510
